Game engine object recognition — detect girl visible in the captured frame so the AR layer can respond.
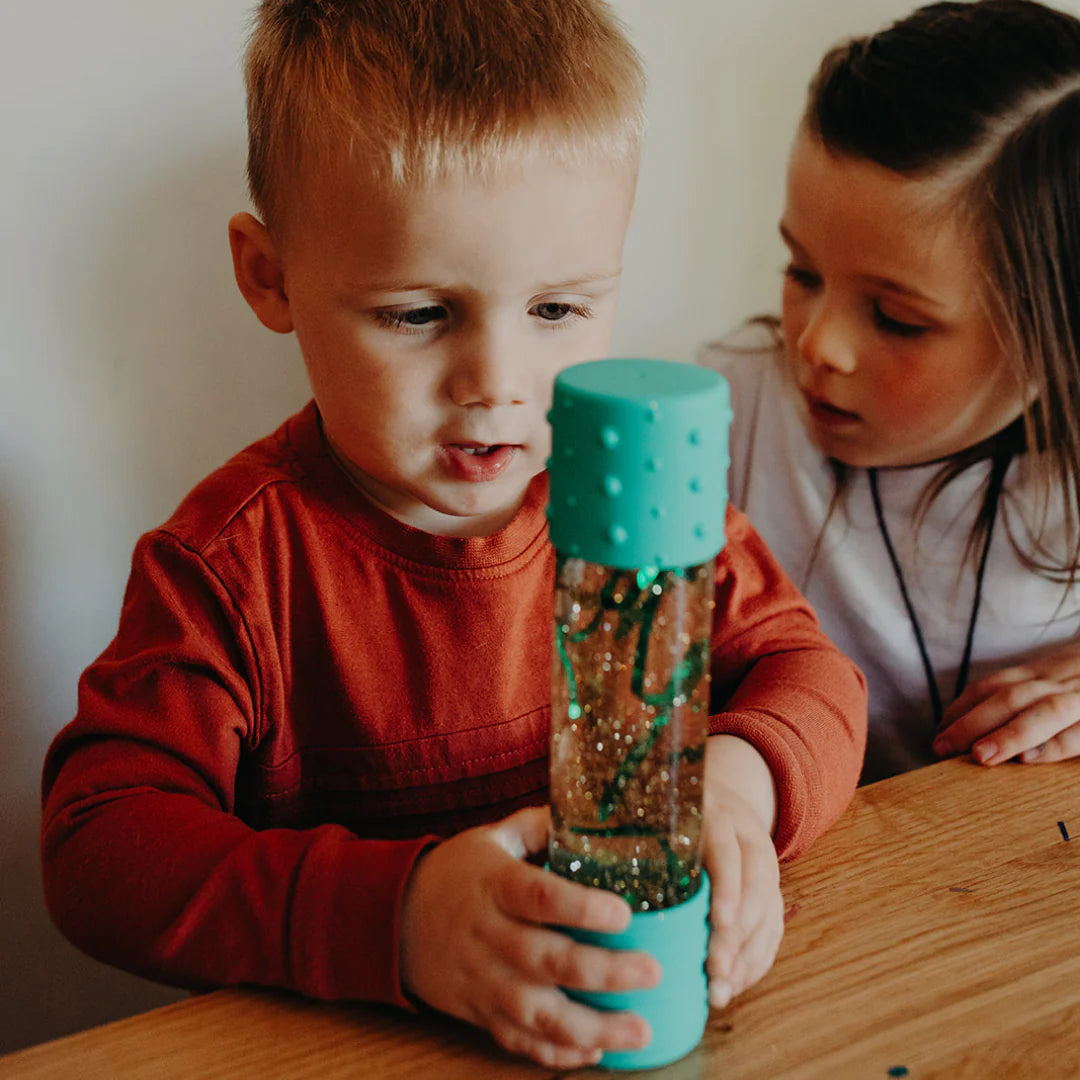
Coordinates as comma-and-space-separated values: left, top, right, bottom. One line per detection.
703, 0, 1080, 782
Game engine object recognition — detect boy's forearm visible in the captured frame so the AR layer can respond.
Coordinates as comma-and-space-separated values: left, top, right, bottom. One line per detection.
709, 647, 866, 860
41, 739, 434, 1007
707, 505, 868, 858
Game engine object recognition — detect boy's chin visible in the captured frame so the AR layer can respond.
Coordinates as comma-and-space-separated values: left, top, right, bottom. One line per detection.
417, 487, 535, 538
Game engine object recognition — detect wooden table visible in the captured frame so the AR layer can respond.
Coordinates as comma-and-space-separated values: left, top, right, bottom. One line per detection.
3, 758, 1078, 1079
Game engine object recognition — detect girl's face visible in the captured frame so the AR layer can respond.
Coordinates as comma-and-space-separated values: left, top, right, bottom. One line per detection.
780, 131, 1025, 468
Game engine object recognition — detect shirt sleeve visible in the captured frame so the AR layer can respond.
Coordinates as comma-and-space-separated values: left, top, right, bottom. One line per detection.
707, 506, 868, 860
40, 530, 434, 1007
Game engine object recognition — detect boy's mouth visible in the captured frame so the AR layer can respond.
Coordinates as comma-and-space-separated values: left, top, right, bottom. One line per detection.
444, 442, 520, 481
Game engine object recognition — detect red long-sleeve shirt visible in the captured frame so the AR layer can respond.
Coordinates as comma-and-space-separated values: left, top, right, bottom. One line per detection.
41, 402, 866, 1008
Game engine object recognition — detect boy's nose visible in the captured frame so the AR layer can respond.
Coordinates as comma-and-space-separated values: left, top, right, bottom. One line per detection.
448, 328, 529, 407
796, 303, 858, 375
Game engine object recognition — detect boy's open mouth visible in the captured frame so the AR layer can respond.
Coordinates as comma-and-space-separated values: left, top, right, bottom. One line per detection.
444, 442, 520, 481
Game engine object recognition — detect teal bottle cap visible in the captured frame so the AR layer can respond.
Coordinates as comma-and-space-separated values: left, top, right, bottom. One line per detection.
547, 359, 731, 569
563, 872, 711, 1069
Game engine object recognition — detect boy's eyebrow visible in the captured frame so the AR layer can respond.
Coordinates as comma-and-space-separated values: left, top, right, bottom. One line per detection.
347, 269, 623, 295
544, 269, 623, 289
778, 222, 943, 308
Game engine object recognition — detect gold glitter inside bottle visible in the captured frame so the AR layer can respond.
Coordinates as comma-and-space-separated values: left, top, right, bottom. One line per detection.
550, 555, 714, 911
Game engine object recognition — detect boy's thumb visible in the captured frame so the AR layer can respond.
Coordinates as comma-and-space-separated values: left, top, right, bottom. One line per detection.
492, 804, 551, 858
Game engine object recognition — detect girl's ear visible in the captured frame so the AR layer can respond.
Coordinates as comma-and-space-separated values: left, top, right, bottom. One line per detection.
228, 212, 293, 334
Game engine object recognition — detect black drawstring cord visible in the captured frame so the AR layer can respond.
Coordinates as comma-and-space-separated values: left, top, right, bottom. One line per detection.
868, 452, 1011, 727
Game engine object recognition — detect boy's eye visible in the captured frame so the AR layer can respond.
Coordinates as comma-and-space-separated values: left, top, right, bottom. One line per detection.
376, 305, 448, 331
531, 301, 591, 323
783, 264, 820, 290
874, 306, 928, 338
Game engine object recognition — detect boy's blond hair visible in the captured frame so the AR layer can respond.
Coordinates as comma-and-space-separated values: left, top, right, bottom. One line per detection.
243, 0, 646, 231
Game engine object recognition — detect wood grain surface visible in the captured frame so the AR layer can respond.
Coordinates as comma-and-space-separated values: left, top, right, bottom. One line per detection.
3, 757, 1077, 1079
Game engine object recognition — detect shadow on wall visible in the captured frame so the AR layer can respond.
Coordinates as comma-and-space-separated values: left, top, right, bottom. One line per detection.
1, 140, 309, 1055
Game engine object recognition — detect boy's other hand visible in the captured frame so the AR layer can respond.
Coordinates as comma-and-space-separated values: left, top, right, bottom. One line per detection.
935, 641, 1080, 766
399, 806, 660, 1069
699, 738, 786, 1006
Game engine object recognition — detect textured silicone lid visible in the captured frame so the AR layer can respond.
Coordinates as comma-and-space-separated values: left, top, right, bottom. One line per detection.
547, 359, 731, 569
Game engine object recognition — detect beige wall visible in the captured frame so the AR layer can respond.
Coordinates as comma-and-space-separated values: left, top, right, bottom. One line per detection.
4, 0, 1078, 1053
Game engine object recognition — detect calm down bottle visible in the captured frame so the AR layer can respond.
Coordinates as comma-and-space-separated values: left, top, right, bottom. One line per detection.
547, 358, 731, 1070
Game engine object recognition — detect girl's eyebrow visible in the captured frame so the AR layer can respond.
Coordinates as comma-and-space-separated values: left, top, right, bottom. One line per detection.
778, 222, 944, 309
778, 222, 807, 255
861, 274, 944, 308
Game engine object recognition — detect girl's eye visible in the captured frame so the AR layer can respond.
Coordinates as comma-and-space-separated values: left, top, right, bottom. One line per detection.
874, 306, 928, 338
376, 305, 448, 331
532, 301, 592, 324
783, 264, 820, 290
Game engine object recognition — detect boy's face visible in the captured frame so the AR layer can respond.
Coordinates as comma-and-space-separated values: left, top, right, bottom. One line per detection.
265, 153, 636, 536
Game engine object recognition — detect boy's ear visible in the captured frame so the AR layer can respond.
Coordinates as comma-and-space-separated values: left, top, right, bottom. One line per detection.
228, 212, 293, 334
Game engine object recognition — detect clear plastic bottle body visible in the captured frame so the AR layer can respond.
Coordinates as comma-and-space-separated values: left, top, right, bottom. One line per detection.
549, 554, 714, 911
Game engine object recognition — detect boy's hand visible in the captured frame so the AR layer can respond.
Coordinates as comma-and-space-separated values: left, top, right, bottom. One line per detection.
701, 736, 784, 1009
934, 642, 1080, 765
399, 806, 660, 1069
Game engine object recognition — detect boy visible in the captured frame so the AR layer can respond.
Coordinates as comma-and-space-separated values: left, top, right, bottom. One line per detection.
41, 0, 866, 1069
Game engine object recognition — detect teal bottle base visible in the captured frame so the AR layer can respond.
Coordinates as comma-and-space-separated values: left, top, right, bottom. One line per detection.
563, 872, 710, 1070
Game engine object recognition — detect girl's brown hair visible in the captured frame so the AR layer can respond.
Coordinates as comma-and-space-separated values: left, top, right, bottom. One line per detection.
804, 0, 1080, 582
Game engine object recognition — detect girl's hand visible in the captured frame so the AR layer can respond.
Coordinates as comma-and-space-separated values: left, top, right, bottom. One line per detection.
399, 806, 660, 1069
702, 740, 784, 1009
934, 641, 1080, 765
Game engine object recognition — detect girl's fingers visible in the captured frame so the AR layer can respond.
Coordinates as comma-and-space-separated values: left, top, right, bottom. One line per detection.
972, 692, 1080, 764
1020, 720, 1080, 763
936, 678, 1062, 754
943, 643, 1080, 728
942, 665, 1034, 725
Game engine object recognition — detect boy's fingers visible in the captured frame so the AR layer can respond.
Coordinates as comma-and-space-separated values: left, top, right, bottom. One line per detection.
727, 899, 785, 996
487, 1017, 603, 1070
706, 918, 741, 989
705, 817, 742, 926
540, 937, 660, 992
493, 923, 659, 991
495, 861, 632, 932
490, 991, 651, 1064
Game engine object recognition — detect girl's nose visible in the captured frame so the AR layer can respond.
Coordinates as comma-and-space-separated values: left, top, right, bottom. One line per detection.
796, 303, 858, 375
448, 327, 529, 407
